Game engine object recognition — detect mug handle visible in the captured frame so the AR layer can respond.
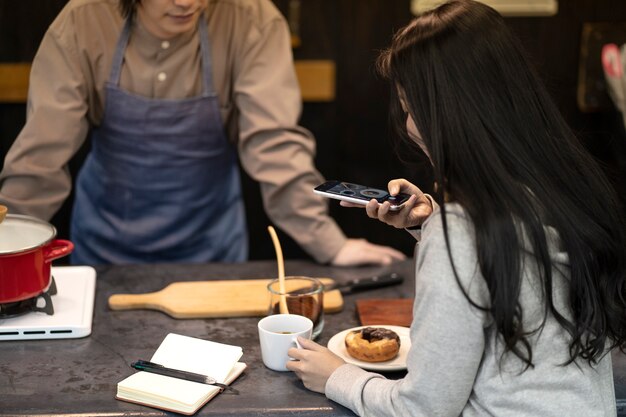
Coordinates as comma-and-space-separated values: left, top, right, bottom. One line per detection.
293, 337, 304, 349
43, 239, 75, 263
288, 336, 304, 362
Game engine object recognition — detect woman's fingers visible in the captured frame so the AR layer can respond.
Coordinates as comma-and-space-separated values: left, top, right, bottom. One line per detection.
375, 195, 420, 229
339, 201, 365, 208
297, 336, 323, 351
388, 178, 421, 196
365, 199, 380, 218
338, 179, 433, 229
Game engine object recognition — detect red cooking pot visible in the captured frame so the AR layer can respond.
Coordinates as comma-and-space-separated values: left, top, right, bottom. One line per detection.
0, 214, 74, 303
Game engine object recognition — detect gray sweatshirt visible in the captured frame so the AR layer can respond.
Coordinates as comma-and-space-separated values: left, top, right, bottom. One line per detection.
325, 203, 616, 416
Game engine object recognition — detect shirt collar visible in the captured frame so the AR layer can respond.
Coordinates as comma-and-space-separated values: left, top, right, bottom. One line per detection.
130, 16, 198, 60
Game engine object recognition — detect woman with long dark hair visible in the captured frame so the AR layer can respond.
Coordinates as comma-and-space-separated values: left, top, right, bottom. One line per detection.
287, 1, 626, 415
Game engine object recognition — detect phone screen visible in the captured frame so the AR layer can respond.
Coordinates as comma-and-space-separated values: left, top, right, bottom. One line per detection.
315, 181, 411, 207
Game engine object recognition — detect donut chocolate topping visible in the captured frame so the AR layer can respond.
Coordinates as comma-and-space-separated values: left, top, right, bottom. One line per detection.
361, 327, 401, 344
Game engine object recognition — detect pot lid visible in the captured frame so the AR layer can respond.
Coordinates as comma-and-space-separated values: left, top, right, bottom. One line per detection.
0, 214, 56, 254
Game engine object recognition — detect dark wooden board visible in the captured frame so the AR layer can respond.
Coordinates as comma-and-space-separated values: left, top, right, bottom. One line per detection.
356, 298, 413, 327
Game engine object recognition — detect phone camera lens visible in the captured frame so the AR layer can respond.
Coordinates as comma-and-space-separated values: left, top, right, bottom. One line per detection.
360, 189, 386, 198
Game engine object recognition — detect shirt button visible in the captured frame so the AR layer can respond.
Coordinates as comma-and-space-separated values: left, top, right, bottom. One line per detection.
161, 40, 170, 49
157, 72, 167, 82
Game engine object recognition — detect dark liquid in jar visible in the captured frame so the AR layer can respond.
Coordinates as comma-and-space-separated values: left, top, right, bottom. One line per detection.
272, 294, 323, 328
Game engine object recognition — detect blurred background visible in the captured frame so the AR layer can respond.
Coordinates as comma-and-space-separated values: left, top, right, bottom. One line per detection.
1, 0, 625, 261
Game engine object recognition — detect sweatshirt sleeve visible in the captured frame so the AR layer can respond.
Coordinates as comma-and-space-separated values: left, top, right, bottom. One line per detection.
326, 205, 490, 416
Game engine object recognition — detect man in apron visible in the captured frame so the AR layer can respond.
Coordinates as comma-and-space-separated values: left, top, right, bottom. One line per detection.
0, 0, 407, 266
71, 4, 244, 264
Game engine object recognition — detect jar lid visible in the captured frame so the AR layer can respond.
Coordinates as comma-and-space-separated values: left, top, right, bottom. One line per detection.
0, 214, 56, 255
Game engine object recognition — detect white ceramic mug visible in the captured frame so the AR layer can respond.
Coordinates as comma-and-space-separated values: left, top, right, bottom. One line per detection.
258, 314, 313, 372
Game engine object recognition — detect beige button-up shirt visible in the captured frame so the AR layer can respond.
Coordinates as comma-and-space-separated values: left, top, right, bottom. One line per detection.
0, 0, 346, 262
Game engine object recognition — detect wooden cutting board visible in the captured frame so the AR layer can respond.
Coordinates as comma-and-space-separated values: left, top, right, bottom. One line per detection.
108, 278, 343, 319
356, 298, 413, 327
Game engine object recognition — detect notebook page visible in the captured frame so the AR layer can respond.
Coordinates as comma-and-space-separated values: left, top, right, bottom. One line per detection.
150, 333, 243, 382
118, 371, 216, 409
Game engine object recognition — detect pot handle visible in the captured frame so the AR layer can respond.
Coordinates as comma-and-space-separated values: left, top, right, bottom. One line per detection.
43, 239, 75, 263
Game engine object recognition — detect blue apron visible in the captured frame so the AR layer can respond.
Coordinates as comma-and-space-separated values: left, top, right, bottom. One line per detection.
70, 16, 247, 264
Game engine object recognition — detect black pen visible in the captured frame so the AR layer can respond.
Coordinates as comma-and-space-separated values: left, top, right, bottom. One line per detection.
131, 360, 237, 394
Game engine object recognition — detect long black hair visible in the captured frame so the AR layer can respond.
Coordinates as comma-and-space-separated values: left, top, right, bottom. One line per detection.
378, 0, 626, 367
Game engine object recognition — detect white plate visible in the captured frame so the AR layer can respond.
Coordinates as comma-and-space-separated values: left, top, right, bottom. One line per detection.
327, 325, 411, 371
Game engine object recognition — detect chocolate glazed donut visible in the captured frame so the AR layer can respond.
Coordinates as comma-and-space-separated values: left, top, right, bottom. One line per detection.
344, 327, 401, 362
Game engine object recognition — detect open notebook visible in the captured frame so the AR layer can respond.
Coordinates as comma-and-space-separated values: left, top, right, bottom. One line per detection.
116, 333, 246, 415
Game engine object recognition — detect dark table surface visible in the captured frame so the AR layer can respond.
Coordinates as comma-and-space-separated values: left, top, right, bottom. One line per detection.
2, 258, 626, 416
0, 259, 415, 416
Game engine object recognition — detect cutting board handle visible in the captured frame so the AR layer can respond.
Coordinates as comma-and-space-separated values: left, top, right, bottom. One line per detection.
108, 292, 162, 311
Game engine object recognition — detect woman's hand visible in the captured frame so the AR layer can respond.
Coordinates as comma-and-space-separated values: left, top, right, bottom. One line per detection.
340, 178, 433, 229
286, 337, 346, 393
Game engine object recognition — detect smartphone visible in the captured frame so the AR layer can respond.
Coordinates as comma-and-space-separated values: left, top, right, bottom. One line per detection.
314, 180, 411, 211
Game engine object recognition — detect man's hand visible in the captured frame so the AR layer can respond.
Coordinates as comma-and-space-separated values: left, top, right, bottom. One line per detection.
330, 238, 405, 266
